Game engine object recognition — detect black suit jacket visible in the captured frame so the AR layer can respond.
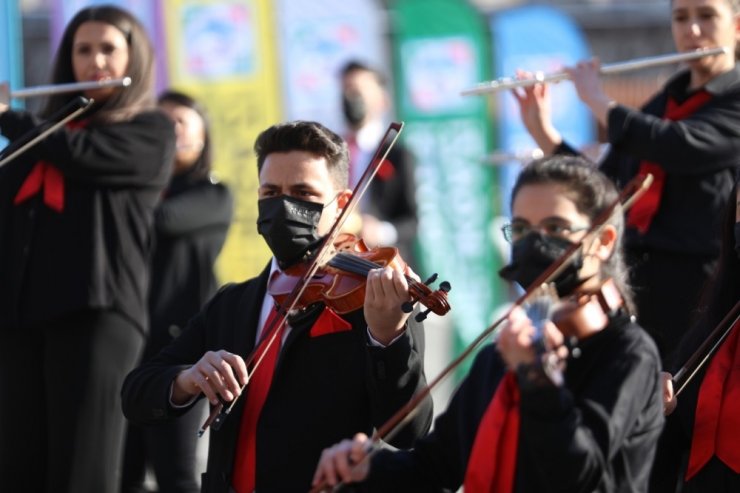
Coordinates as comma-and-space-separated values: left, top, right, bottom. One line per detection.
121, 264, 432, 493
360, 141, 418, 266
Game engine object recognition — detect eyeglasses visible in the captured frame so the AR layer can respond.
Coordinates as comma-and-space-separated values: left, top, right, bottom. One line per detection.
501, 220, 589, 243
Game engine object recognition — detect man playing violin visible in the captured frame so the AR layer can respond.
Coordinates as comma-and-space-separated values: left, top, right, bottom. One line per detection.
312, 155, 663, 493
121, 120, 432, 493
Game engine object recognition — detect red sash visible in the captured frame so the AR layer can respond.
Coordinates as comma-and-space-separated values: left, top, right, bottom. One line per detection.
626, 90, 712, 233
12, 119, 88, 213
463, 372, 520, 493
686, 318, 740, 480
231, 306, 350, 492
13, 161, 65, 212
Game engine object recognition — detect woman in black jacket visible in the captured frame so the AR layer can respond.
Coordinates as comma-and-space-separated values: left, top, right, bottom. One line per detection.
122, 90, 233, 493
0, 6, 174, 492
312, 156, 664, 493
512, 0, 740, 367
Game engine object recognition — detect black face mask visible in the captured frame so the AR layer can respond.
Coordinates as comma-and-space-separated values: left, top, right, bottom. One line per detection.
342, 93, 366, 127
734, 222, 740, 259
498, 232, 586, 297
257, 196, 324, 269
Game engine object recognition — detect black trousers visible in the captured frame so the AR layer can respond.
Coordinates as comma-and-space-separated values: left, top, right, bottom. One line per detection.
0, 310, 145, 493
627, 247, 716, 368
121, 399, 206, 493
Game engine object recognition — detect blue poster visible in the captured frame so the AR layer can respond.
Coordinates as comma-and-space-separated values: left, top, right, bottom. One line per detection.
489, 5, 594, 216
0, 1, 22, 148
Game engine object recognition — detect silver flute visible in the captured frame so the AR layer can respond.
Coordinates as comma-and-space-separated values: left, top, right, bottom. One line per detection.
461, 47, 729, 96
9, 77, 132, 99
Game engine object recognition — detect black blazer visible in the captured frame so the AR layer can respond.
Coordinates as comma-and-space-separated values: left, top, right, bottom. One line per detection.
121, 265, 433, 493
145, 172, 233, 358
0, 109, 175, 332
560, 65, 740, 257
364, 143, 417, 260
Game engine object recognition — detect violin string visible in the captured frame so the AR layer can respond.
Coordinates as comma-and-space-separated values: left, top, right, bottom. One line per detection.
524, 284, 557, 349
330, 253, 427, 294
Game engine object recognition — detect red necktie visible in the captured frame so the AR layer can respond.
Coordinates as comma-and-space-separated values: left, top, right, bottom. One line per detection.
686, 318, 740, 480
626, 90, 712, 233
13, 160, 65, 212
464, 371, 520, 493
232, 307, 283, 493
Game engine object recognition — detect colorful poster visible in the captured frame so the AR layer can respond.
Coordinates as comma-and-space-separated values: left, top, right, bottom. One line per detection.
164, 0, 282, 282
490, 5, 594, 215
275, 0, 385, 132
393, 0, 500, 367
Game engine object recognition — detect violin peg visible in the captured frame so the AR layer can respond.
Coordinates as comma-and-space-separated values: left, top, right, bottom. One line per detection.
423, 273, 438, 285
415, 307, 432, 322
401, 301, 415, 314
439, 281, 451, 293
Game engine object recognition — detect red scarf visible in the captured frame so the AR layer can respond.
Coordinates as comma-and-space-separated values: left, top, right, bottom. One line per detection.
464, 371, 520, 493
12, 119, 88, 213
626, 90, 712, 233
686, 318, 740, 480
231, 306, 350, 493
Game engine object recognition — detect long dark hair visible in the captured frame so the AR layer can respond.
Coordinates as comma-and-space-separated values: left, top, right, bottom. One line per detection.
511, 155, 636, 313
158, 90, 212, 180
42, 5, 155, 123
673, 182, 740, 369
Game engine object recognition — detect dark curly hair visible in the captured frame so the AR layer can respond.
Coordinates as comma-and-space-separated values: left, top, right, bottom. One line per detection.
254, 121, 349, 190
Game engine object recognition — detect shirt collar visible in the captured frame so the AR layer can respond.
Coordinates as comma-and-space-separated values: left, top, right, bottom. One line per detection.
355, 119, 386, 151
665, 63, 740, 99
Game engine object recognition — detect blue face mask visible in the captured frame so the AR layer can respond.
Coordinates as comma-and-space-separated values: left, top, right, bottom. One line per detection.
734, 222, 740, 259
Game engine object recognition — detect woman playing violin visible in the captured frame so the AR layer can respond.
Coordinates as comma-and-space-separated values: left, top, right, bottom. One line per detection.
121, 120, 433, 493
313, 155, 664, 493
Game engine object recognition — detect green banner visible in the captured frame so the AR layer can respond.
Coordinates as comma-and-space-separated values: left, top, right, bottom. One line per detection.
391, 0, 500, 375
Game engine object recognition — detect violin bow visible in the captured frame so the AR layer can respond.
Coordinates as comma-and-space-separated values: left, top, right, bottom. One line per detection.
0, 96, 93, 167
309, 172, 654, 493
672, 298, 740, 397
199, 122, 406, 435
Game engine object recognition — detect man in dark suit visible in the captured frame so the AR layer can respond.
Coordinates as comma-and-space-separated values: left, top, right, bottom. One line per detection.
121, 121, 432, 493
340, 61, 418, 266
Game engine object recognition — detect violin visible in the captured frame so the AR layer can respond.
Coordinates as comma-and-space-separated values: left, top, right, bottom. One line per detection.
551, 277, 624, 338
268, 233, 451, 321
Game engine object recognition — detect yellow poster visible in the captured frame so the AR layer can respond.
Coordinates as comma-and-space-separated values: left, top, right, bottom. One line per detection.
163, 0, 282, 282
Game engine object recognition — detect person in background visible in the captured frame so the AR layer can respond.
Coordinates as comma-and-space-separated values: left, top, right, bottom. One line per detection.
0, 6, 174, 492
121, 90, 233, 493
652, 176, 740, 492
121, 120, 432, 493
512, 0, 740, 367
340, 60, 418, 265
312, 156, 663, 493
